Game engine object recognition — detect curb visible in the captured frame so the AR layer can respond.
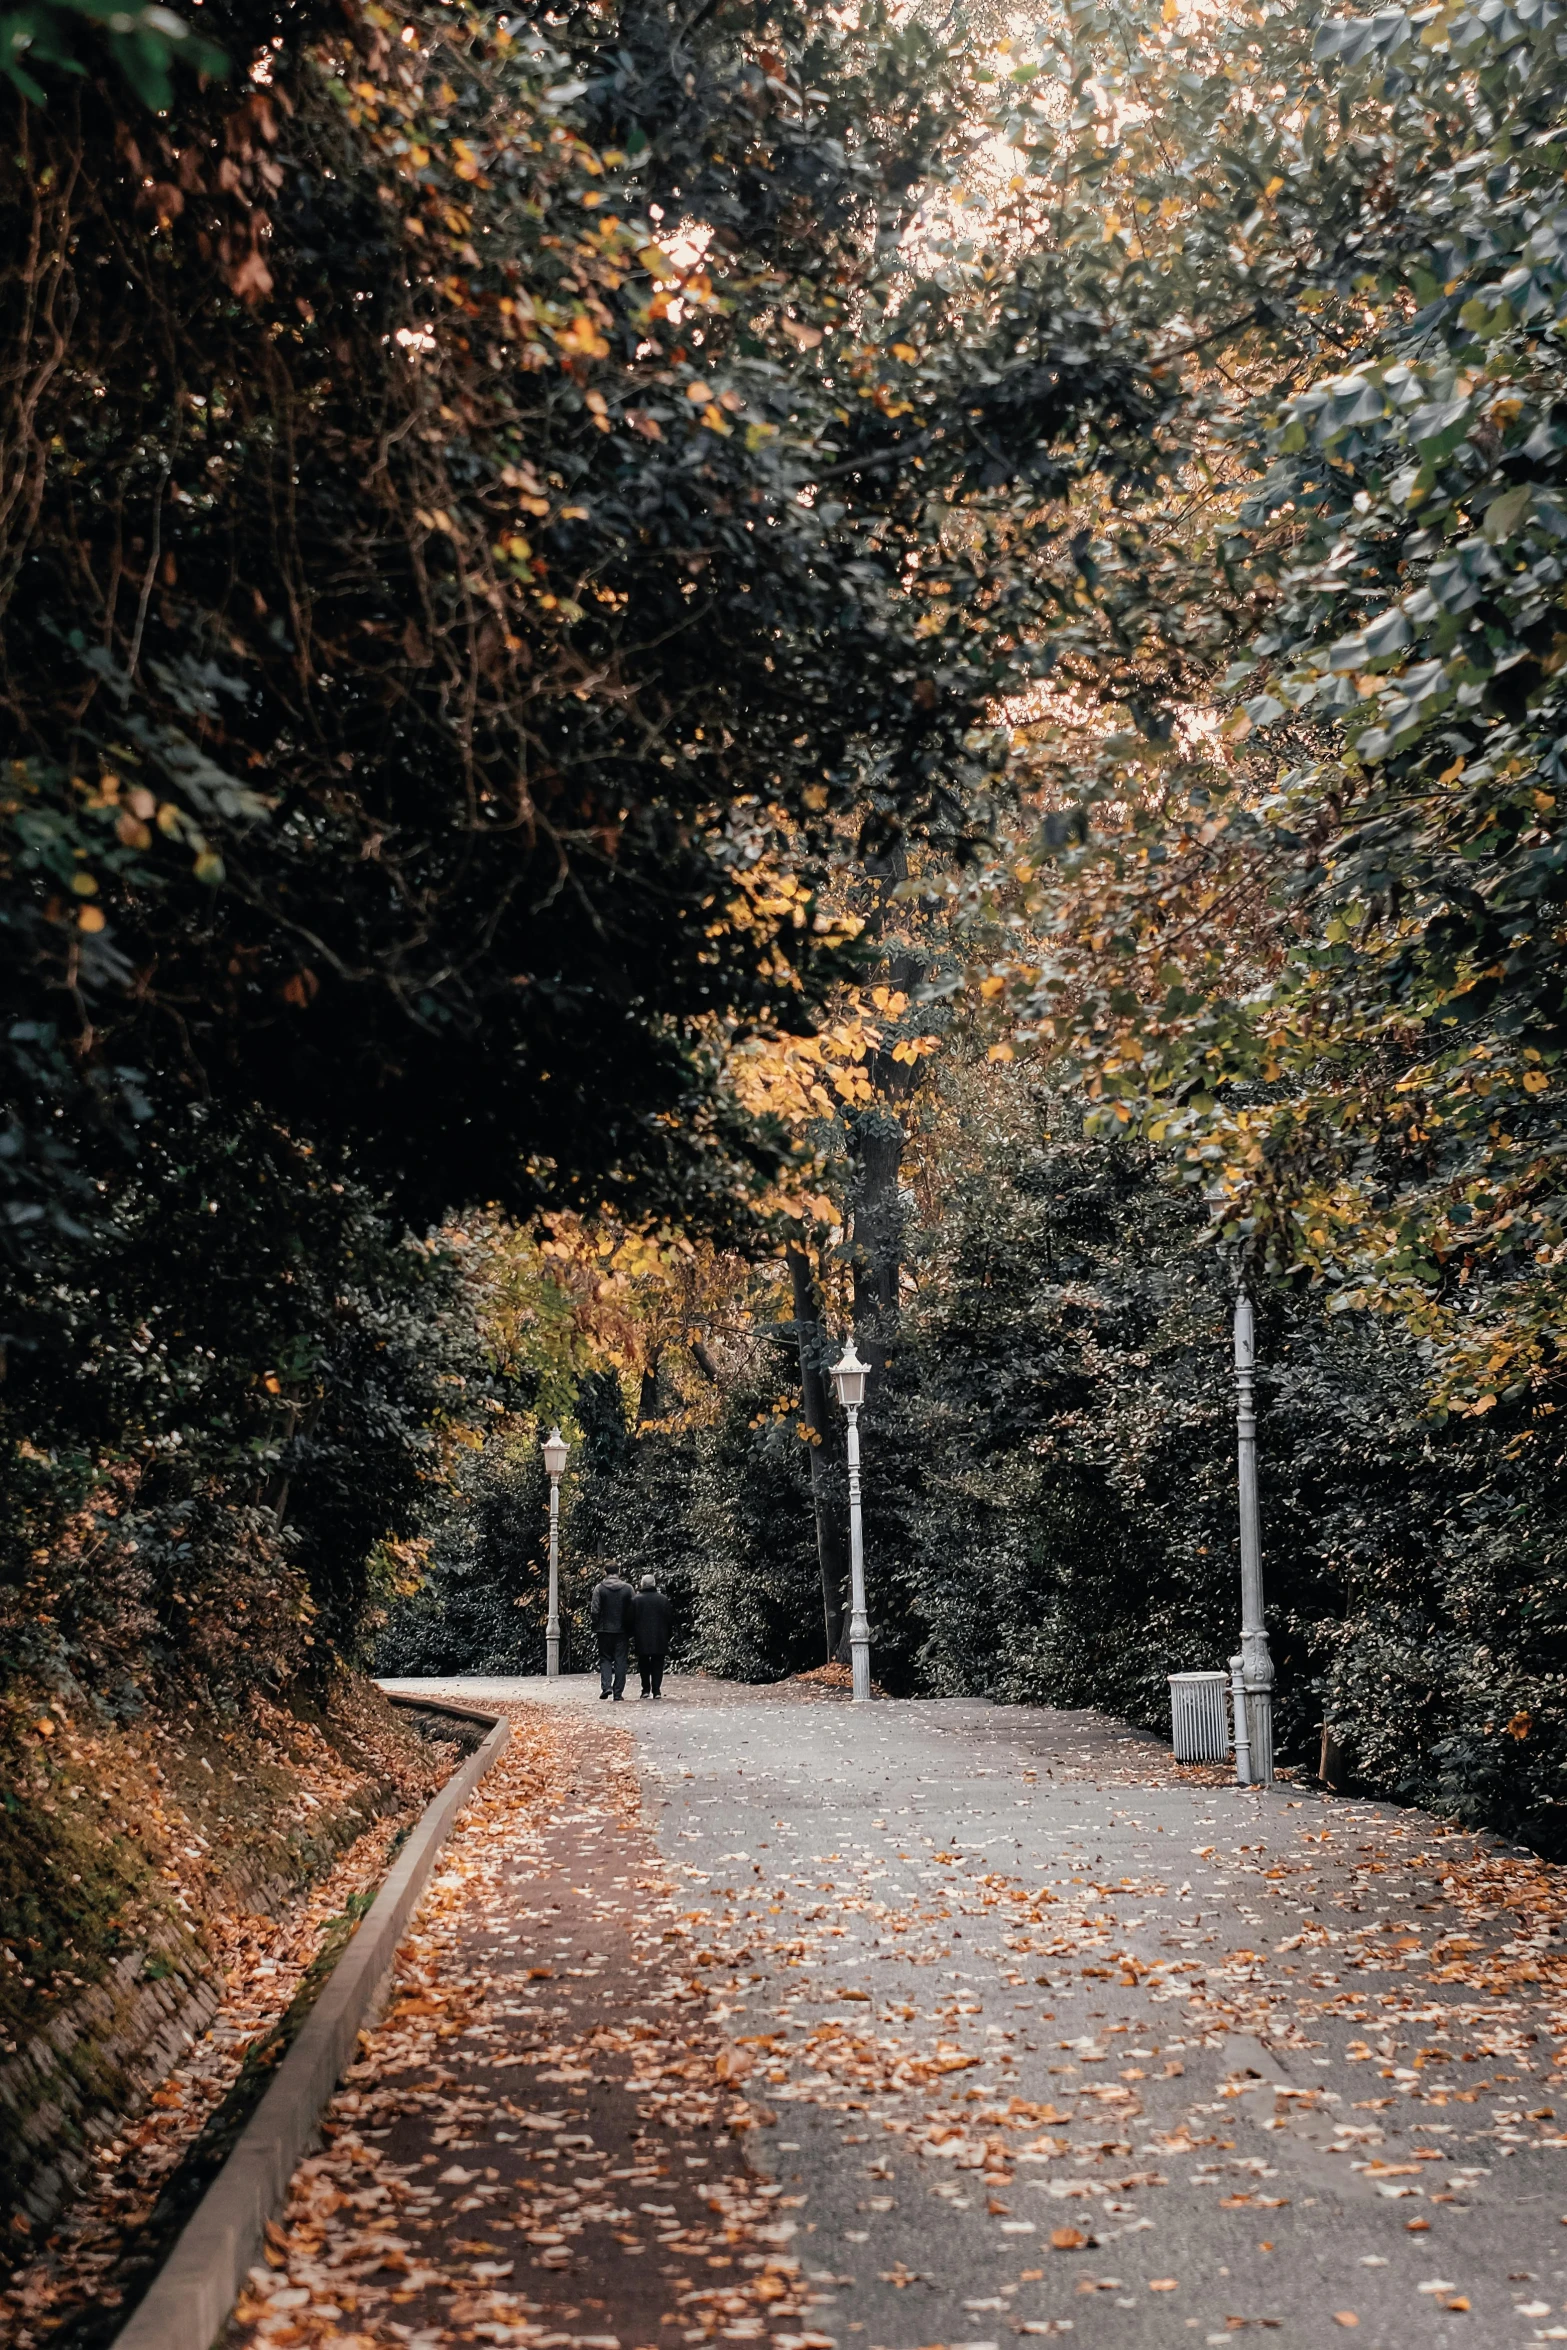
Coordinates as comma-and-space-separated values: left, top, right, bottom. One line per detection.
112, 1700, 509, 2350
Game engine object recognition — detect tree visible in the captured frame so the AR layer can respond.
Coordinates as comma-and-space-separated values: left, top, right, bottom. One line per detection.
7, 0, 1144, 1275
875, 1049, 1567, 1851
348, 0, 1567, 1853
375, 1431, 554, 1678
1, 1108, 496, 1707
955, 0, 1567, 1421
682, 1363, 827, 1685
4, 0, 1064, 1721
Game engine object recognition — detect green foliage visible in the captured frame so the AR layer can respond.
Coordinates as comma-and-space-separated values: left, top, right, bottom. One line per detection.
680, 1376, 827, 1685
2, 0, 1082, 1748
0, 1109, 496, 1709
1206, 0, 1567, 1402
0, 0, 223, 110
964, 0, 1567, 1416
2, 0, 1075, 1269
376, 1433, 556, 1679
878, 1064, 1567, 1855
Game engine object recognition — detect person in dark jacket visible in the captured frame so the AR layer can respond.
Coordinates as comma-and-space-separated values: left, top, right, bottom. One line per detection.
590, 1570, 636, 1700
632, 1573, 673, 1699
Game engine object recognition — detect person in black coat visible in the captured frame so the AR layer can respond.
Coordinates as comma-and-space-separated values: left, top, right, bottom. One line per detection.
632, 1573, 673, 1699
590, 1570, 636, 1700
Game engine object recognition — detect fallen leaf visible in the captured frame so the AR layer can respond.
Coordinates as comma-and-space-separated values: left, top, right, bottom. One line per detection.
1050, 2228, 1087, 2251
1333, 2317, 1359, 2330
1149, 2279, 1178, 2292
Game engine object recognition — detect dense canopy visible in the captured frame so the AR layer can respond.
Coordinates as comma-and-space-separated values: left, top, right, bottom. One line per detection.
8, 0, 1567, 1933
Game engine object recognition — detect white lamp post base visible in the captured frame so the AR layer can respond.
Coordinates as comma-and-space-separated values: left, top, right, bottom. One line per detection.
1245, 1683, 1274, 1785
850, 1625, 871, 1703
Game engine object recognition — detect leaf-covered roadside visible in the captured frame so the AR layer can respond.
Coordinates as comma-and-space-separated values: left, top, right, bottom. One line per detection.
0, 1776, 425, 2349
30, 1675, 1567, 2350
625, 1690, 1567, 2340
0, 1674, 448, 2254
226, 1700, 821, 2350
262, 1688, 1567, 2345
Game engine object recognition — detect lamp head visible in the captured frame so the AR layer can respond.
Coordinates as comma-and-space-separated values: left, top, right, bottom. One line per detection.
829, 1336, 869, 1411
541, 1425, 569, 1478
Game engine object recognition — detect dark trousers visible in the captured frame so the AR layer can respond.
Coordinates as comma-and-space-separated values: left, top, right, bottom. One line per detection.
639, 1651, 666, 1697
599, 1636, 629, 1698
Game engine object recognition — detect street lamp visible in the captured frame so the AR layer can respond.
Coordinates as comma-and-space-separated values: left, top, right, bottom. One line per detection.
829, 1337, 871, 1703
542, 1425, 569, 1681
1232, 1289, 1274, 1785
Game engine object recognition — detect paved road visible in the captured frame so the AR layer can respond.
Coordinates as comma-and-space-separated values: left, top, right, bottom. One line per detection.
380, 1676, 1567, 2350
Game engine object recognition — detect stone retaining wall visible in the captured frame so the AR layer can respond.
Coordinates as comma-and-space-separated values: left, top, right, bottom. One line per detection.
0, 1793, 378, 2253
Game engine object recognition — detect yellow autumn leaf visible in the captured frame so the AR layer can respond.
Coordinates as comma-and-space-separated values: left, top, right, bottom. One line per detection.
559, 313, 610, 358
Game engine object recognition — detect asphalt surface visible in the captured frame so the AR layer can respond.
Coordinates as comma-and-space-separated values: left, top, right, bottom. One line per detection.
380, 1675, 1567, 2350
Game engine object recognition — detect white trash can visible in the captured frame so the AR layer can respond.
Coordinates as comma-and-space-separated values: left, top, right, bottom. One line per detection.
1168, 1670, 1230, 1763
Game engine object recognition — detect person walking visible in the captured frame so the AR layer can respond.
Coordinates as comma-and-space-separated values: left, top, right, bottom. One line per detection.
590, 1567, 636, 1701
632, 1572, 673, 1699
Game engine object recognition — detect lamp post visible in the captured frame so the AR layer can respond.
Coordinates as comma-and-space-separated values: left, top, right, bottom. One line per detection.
542, 1425, 568, 1681
1232, 1289, 1274, 1785
829, 1337, 871, 1703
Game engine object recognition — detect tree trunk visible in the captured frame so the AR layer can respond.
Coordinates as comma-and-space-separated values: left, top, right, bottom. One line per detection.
788, 1242, 847, 1663
851, 1114, 907, 1330
850, 942, 924, 1347
262, 1393, 325, 1532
